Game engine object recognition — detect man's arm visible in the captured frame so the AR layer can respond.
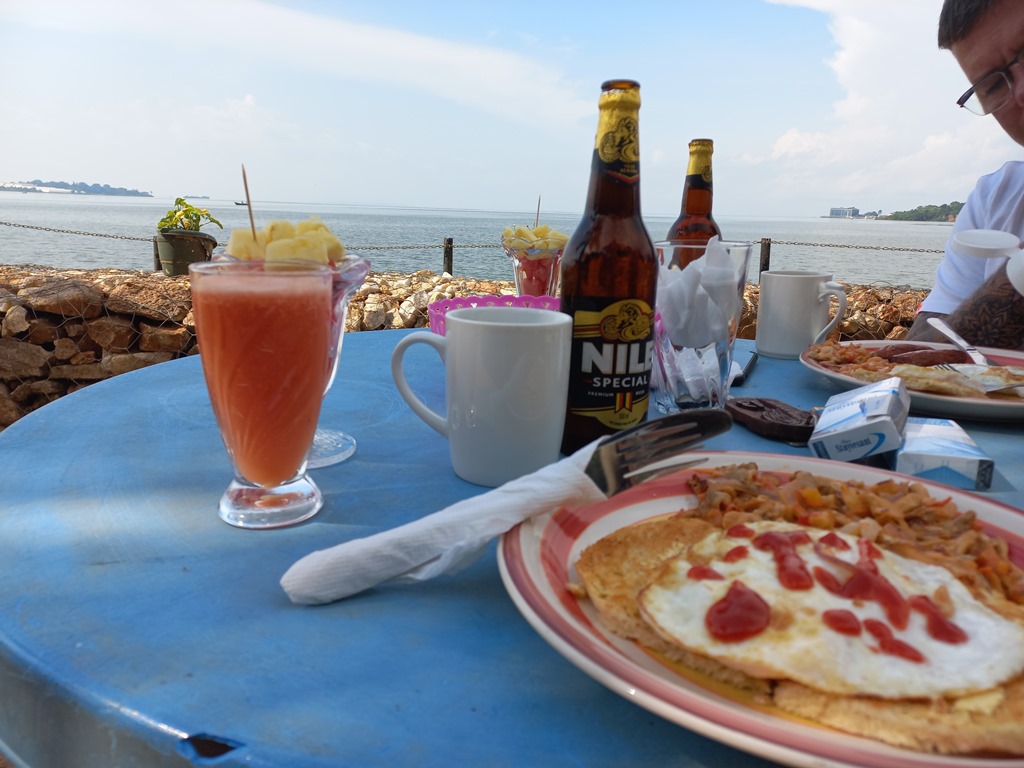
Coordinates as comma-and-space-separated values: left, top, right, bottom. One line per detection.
906, 263, 1024, 348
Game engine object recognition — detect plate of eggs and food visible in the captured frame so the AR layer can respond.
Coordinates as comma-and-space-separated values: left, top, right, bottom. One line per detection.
499, 453, 1024, 768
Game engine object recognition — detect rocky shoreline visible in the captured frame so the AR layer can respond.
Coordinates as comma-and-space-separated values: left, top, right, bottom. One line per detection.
0, 264, 927, 428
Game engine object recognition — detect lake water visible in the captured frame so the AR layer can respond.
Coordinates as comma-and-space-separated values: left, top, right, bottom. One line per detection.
0, 192, 951, 288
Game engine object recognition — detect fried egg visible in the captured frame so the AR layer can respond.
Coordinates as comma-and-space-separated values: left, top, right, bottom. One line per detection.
889, 364, 987, 397
638, 520, 1024, 699
950, 364, 1024, 398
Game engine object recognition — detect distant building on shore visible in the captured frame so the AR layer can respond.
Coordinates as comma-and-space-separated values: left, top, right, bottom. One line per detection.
827, 206, 861, 218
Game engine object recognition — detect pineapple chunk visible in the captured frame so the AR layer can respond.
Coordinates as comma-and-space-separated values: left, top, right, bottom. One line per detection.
225, 229, 267, 261
226, 216, 345, 265
501, 222, 569, 252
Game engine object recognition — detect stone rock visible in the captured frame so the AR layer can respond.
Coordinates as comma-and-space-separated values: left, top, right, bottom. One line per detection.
18, 279, 104, 319
87, 315, 139, 352
53, 337, 80, 361
361, 296, 390, 331
0, 338, 50, 379
0, 392, 24, 427
10, 378, 66, 404
105, 278, 191, 322
102, 352, 175, 376
397, 299, 423, 328
70, 351, 98, 365
139, 322, 192, 354
0, 288, 20, 313
24, 316, 62, 345
1, 304, 29, 336
47, 362, 108, 381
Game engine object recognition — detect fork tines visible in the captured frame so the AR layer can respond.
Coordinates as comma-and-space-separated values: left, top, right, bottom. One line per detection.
615, 419, 704, 474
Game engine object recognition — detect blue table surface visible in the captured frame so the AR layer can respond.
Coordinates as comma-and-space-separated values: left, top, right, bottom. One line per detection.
0, 333, 1020, 768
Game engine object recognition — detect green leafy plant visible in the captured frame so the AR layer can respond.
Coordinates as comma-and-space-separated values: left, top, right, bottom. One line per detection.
157, 198, 223, 231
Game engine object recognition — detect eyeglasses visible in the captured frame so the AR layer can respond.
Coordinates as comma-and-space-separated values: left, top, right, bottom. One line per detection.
957, 46, 1024, 115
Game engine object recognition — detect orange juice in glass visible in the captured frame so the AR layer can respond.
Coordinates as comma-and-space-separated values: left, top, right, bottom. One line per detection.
190, 260, 333, 528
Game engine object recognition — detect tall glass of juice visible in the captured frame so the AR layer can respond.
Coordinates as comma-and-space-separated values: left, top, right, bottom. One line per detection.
190, 260, 334, 528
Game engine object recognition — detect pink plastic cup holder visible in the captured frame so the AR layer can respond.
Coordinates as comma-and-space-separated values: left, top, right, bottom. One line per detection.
428, 295, 560, 336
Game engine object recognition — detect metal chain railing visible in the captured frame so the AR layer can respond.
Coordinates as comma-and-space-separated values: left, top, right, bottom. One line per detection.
0, 220, 152, 242
766, 238, 944, 254
0, 220, 947, 254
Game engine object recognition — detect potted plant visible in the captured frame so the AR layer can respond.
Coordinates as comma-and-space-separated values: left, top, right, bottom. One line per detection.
154, 198, 223, 276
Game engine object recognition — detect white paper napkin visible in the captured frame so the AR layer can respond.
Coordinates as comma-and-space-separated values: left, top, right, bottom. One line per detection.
280, 440, 606, 604
657, 237, 742, 350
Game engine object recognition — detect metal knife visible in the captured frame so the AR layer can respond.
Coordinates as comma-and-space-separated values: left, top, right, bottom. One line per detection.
926, 317, 993, 366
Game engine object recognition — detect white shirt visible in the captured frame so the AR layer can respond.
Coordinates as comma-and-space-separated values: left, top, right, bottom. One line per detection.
920, 160, 1024, 314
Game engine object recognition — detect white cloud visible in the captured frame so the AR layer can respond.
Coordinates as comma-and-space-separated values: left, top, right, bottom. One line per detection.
758, 0, 1020, 213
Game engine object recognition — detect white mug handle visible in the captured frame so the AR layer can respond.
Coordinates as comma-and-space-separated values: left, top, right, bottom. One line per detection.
391, 332, 448, 436
813, 281, 847, 344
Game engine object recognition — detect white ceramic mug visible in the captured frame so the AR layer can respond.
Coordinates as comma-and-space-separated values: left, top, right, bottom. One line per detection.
391, 306, 572, 487
755, 270, 847, 359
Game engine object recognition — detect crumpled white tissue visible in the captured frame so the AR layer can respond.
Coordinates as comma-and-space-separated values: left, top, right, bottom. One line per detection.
280, 440, 606, 605
657, 236, 744, 350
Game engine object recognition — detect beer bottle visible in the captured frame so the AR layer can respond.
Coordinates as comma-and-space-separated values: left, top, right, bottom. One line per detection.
559, 79, 658, 454
664, 138, 720, 269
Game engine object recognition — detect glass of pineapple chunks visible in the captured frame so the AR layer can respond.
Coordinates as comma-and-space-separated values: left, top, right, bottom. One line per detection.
501, 224, 569, 297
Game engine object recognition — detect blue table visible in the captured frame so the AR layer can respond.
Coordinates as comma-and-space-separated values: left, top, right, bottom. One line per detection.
0, 333, 1020, 768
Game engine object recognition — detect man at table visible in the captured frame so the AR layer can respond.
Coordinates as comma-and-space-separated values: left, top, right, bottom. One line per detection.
906, 0, 1024, 349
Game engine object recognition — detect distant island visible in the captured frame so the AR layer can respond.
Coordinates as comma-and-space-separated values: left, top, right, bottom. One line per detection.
825, 202, 963, 222
884, 201, 964, 222
0, 180, 152, 197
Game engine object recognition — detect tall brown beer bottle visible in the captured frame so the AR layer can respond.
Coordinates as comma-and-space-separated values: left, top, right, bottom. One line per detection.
664, 138, 720, 269
559, 79, 658, 454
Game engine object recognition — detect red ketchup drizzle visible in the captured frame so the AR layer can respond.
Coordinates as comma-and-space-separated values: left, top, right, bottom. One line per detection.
687, 565, 724, 580
723, 545, 749, 563
726, 524, 755, 539
864, 619, 925, 663
817, 532, 850, 550
752, 530, 814, 590
815, 539, 911, 630
822, 609, 862, 636
705, 582, 771, 642
909, 595, 968, 644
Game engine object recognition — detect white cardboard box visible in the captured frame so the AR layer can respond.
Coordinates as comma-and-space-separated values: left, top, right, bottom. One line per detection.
808, 377, 910, 462
891, 417, 994, 490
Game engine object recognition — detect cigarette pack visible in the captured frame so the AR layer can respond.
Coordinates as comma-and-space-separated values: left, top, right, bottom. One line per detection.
808, 377, 910, 462
891, 417, 993, 490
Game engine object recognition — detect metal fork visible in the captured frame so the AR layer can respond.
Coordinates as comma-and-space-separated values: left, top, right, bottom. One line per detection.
584, 409, 733, 496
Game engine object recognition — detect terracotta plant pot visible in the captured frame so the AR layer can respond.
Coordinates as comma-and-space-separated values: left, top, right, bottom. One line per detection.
154, 230, 219, 276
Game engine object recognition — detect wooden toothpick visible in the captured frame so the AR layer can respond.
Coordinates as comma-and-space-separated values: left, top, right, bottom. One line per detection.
241, 164, 257, 239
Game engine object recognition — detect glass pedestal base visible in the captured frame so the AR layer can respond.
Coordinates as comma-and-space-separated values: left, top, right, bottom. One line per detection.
219, 474, 323, 529
307, 429, 357, 469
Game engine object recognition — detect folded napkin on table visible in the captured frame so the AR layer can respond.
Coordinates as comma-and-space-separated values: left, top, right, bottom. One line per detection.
280, 440, 606, 605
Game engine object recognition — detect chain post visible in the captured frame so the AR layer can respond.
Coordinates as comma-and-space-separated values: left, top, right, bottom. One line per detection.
443, 238, 454, 275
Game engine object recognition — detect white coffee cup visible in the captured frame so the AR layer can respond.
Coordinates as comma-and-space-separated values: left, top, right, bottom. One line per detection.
391, 306, 572, 487
755, 270, 847, 359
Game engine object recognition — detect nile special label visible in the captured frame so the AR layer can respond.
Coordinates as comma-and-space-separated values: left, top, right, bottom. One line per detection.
566, 297, 654, 429
596, 116, 640, 183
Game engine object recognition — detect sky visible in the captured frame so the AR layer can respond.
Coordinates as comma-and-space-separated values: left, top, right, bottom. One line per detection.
0, 0, 1020, 218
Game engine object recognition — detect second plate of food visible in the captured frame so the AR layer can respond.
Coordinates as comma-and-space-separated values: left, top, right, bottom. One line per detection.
799, 340, 1024, 420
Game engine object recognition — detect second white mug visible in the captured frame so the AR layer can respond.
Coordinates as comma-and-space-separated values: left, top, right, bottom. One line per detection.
391, 306, 572, 487
755, 270, 847, 359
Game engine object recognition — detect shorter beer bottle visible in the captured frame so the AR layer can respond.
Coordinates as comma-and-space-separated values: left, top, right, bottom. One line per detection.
664, 138, 720, 269
559, 79, 658, 454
